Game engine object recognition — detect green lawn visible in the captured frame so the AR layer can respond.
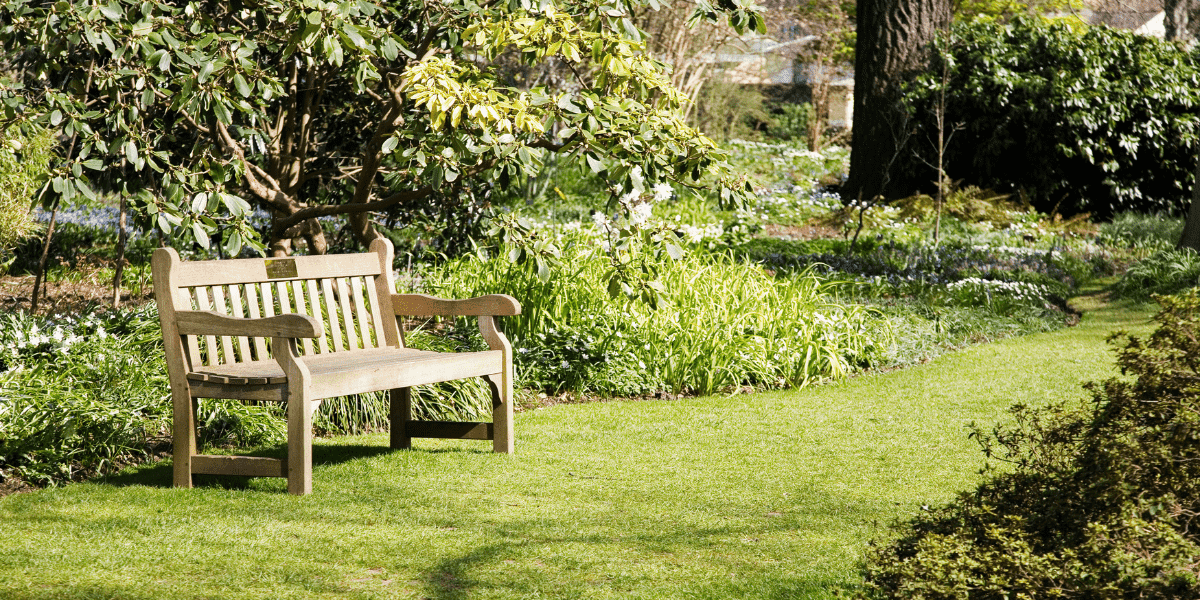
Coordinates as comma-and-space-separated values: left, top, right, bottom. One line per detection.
0, 297, 1157, 599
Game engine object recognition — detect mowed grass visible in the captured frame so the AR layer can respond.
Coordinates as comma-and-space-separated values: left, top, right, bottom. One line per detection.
0, 296, 1157, 600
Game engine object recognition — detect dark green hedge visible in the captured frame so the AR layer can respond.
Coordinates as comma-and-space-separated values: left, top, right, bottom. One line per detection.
904, 18, 1200, 218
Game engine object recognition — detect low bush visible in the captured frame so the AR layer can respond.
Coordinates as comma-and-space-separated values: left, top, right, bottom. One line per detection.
0, 307, 171, 484
858, 291, 1200, 599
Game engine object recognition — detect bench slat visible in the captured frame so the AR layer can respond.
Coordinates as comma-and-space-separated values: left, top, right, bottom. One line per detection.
336, 277, 358, 350
364, 273, 387, 349
306, 279, 329, 354
351, 276, 373, 349
243, 282, 270, 361
321, 278, 345, 352
172, 252, 382, 288
211, 285, 237, 364
289, 279, 314, 356
185, 348, 503, 394
192, 287, 220, 366
227, 284, 253, 361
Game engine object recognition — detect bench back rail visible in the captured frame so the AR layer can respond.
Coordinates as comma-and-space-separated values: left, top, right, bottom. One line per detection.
161, 250, 402, 373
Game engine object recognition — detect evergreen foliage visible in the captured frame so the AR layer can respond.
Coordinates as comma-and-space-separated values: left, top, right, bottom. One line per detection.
906, 18, 1200, 218
860, 291, 1200, 599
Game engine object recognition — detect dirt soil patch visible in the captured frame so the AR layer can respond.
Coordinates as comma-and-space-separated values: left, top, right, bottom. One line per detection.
0, 273, 152, 317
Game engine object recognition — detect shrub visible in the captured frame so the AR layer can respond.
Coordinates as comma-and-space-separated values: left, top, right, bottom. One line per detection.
765, 102, 816, 143
426, 226, 884, 396
0, 307, 172, 484
906, 18, 1200, 218
858, 291, 1200, 599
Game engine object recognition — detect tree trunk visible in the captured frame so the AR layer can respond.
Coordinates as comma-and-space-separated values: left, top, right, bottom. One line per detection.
1179, 154, 1200, 252
843, 0, 951, 204
269, 215, 328, 257
1166, 0, 1189, 41
30, 204, 57, 314
111, 194, 128, 308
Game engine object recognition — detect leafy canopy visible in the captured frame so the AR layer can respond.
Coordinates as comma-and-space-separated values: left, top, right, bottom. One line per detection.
0, 0, 761, 254
904, 18, 1200, 218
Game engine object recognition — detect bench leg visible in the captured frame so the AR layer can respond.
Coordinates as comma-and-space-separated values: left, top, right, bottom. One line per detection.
287, 395, 313, 496
171, 388, 197, 489
390, 387, 412, 450
485, 373, 514, 454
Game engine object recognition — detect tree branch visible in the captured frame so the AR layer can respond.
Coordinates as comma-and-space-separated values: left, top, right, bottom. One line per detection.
214, 120, 296, 213
272, 186, 435, 232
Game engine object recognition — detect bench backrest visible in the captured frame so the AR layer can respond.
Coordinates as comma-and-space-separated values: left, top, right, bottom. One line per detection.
153, 238, 402, 371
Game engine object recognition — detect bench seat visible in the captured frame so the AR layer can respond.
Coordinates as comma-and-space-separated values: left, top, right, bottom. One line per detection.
186, 347, 504, 395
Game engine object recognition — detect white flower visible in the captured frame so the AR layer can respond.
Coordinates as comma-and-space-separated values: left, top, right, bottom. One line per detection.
629, 202, 653, 226
652, 183, 673, 202
591, 211, 609, 227
620, 190, 641, 205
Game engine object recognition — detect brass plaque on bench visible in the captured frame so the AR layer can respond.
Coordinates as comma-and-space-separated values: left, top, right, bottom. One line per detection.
264, 258, 298, 279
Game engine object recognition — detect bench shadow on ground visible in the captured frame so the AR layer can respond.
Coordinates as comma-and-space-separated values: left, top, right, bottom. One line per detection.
95, 443, 482, 491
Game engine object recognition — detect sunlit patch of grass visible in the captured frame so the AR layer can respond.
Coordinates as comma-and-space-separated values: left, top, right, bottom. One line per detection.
0, 297, 1155, 599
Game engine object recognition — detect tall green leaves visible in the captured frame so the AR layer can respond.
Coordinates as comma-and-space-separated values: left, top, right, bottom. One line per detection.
429, 227, 884, 396
0, 127, 54, 260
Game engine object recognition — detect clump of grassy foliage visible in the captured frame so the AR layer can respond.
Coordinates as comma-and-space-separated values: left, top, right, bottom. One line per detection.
1111, 248, 1200, 300
0, 127, 54, 265
0, 306, 172, 485
1102, 213, 1197, 300
1097, 211, 1184, 252
425, 226, 884, 397
858, 291, 1200, 599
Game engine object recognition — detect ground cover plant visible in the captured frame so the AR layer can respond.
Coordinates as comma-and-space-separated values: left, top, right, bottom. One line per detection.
857, 291, 1200, 600
0, 293, 1157, 599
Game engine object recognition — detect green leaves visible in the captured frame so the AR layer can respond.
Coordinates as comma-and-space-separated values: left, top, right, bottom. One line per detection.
908, 18, 1200, 217
1, 0, 755, 258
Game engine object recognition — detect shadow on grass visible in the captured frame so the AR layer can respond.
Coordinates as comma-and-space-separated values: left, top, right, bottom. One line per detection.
412, 518, 864, 600
94, 441, 481, 491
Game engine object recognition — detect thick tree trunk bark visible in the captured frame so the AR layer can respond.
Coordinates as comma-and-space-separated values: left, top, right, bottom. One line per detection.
349, 212, 381, 248
1165, 0, 1192, 41
843, 0, 951, 204
269, 215, 328, 257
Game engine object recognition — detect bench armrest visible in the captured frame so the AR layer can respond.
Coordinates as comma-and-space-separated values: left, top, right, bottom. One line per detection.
391, 293, 521, 317
175, 310, 324, 339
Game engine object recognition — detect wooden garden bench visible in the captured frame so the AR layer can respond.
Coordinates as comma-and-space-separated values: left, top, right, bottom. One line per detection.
151, 238, 519, 495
